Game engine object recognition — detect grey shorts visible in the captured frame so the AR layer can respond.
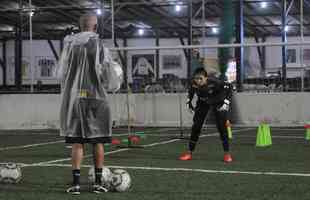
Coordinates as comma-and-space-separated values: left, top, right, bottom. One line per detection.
67, 98, 111, 140
65, 136, 111, 144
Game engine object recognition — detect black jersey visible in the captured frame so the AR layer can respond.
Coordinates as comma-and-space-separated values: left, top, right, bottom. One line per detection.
188, 76, 233, 105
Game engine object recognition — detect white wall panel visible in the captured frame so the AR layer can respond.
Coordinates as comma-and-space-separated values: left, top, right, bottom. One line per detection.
0, 93, 309, 129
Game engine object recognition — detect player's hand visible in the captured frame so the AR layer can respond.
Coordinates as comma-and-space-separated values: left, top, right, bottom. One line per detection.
191, 79, 199, 88
217, 99, 230, 111
186, 100, 195, 113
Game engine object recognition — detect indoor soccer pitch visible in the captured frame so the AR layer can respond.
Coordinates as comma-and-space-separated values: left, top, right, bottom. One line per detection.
0, 127, 310, 200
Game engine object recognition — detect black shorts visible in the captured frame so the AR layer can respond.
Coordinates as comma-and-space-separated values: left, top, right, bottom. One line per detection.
65, 136, 111, 144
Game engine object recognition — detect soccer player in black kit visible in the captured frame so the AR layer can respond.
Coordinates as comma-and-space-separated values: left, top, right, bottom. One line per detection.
179, 67, 233, 163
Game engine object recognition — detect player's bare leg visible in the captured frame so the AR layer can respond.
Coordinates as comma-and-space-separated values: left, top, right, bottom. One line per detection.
92, 143, 108, 193
67, 143, 84, 194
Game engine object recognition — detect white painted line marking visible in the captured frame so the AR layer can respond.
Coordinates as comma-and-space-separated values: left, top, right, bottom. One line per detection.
23, 163, 310, 177
0, 128, 185, 151
29, 128, 253, 166
0, 140, 65, 151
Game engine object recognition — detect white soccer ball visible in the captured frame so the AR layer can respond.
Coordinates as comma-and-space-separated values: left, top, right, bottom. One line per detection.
88, 166, 113, 189
0, 163, 22, 184
111, 169, 131, 192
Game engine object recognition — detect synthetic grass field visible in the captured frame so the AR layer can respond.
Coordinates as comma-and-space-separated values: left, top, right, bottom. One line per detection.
0, 127, 310, 200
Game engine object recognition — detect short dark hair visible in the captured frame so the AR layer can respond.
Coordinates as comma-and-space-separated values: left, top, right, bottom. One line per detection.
193, 67, 208, 77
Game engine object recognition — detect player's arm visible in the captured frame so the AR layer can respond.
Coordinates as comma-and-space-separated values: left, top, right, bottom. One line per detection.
104, 47, 123, 92
223, 81, 233, 101
186, 85, 196, 112
57, 37, 72, 87
217, 81, 234, 111
97, 40, 123, 92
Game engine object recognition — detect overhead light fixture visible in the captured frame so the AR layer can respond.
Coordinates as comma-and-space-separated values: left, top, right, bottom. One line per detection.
138, 29, 144, 36
175, 5, 181, 12
260, 2, 268, 8
96, 9, 102, 15
212, 27, 219, 34
284, 25, 289, 32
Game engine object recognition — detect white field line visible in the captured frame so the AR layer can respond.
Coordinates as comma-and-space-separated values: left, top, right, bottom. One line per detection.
0, 128, 176, 152
271, 128, 305, 131
236, 135, 306, 139
26, 148, 131, 166
27, 128, 253, 167
148, 133, 306, 139
26, 138, 189, 166
1, 127, 302, 152
0, 140, 65, 151
272, 135, 305, 139
21, 163, 310, 178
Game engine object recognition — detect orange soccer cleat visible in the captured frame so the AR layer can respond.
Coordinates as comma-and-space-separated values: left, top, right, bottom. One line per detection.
128, 135, 140, 144
179, 152, 192, 161
223, 153, 233, 163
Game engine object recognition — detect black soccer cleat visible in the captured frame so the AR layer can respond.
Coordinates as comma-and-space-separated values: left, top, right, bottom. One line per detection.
92, 184, 108, 194
66, 185, 81, 195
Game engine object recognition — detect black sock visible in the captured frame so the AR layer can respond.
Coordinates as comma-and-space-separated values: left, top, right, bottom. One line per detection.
72, 169, 80, 186
95, 168, 102, 185
189, 140, 197, 152
222, 137, 229, 152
